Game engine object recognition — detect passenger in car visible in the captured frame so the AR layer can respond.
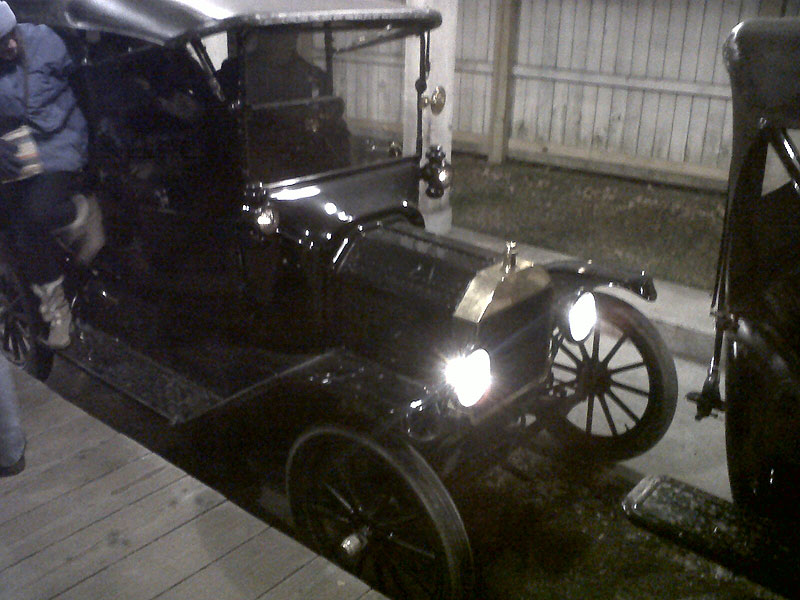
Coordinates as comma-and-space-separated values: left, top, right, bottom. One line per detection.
89, 48, 211, 209
0, 1, 103, 349
217, 30, 329, 104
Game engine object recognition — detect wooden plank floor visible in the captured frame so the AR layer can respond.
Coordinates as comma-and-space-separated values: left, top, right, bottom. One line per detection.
0, 365, 388, 600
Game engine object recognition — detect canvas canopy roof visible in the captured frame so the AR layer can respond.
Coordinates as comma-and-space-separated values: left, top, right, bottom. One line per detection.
7, 0, 441, 45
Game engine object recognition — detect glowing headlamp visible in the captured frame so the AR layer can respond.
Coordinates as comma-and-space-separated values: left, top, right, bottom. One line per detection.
445, 348, 492, 408
566, 292, 597, 342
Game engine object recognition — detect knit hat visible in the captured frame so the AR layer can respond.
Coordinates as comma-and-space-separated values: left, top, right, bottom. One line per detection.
0, 2, 16, 38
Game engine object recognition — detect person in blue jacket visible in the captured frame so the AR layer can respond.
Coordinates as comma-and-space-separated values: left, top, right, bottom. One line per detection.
0, 1, 102, 349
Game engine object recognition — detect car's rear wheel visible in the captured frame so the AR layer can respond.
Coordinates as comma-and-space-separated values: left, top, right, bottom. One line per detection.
287, 425, 473, 600
0, 260, 53, 380
726, 340, 800, 520
537, 293, 678, 461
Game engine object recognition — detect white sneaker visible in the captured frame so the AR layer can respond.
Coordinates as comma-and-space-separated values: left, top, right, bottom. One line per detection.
31, 276, 71, 349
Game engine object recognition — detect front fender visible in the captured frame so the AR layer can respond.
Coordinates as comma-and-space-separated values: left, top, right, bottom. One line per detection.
268, 348, 450, 438
543, 259, 657, 302
733, 318, 800, 389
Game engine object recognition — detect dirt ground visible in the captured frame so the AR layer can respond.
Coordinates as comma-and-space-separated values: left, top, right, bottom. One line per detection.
450, 154, 726, 292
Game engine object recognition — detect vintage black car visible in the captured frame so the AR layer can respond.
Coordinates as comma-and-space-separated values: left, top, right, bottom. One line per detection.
0, 2, 678, 598
624, 17, 800, 600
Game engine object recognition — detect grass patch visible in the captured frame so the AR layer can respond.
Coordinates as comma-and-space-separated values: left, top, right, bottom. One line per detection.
450, 154, 725, 291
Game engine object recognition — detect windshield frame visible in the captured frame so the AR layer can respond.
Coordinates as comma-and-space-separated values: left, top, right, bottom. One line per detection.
224, 23, 429, 188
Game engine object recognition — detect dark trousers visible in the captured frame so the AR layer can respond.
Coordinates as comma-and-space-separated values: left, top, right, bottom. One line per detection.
2, 172, 77, 285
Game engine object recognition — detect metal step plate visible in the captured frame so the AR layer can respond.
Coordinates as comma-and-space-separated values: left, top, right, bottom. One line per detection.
623, 475, 798, 598
60, 325, 224, 424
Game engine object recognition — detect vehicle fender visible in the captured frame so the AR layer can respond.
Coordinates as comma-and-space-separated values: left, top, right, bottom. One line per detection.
731, 318, 800, 391
542, 259, 657, 301
264, 348, 447, 435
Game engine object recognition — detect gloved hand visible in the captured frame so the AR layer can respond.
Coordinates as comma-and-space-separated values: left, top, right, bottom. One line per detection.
0, 139, 22, 180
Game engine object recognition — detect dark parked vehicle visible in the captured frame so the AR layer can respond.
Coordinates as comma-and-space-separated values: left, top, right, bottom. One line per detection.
0, 2, 677, 598
625, 16, 800, 599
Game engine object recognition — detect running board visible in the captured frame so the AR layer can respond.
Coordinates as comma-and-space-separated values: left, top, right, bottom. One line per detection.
60, 325, 224, 424
622, 475, 799, 598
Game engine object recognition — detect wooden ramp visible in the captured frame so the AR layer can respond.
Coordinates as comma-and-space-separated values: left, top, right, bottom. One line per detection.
0, 366, 388, 600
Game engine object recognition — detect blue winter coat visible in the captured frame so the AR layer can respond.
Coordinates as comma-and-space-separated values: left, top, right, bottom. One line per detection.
0, 23, 88, 172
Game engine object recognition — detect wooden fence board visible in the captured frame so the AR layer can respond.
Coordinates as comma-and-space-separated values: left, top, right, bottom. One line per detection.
586, 0, 606, 72
538, 81, 556, 142
653, 93, 677, 160
668, 95, 693, 162
600, 0, 622, 74
718, 100, 734, 169
703, 97, 728, 166
696, 2, 723, 83
621, 89, 643, 156
614, 0, 637, 74
591, 1, 615, 147
594, 86, 613, 147
637, 91, 660, 156
631, 1, 654, 78
564, 83, 581, 146
580, 85, 599, 146
685, 97, 710, 163
570, 0, 589, 70
526, 0, 547, 65
542, 0, 561, 68
557, 0, 577, 68
679, 1, 705, 82
664, 1, 688, 79
647, 1, 670, 78
714, 0, 744, 84
524, 79, 541, 141
551, 81, 568, 143
606, 87, 627, 150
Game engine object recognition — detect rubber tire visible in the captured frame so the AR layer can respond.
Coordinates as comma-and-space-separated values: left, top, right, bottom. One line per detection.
0, 260, 53, 380
538, 293, 678, 461
725, 341, 800, 519
287, 425, 473, 600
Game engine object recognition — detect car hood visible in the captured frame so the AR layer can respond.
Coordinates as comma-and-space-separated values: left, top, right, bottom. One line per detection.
9, 0, 441, 45
249, 159, 424, 251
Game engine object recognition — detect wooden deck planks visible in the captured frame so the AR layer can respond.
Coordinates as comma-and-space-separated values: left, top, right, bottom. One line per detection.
153, 528, 316, 600
265, 556, 371, 600
0, 368, 388, 600
0, 433, 150, 525
0, 455, 184, 571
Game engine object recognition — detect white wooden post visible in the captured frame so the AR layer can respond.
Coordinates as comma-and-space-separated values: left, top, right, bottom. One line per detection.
488, 0, 520, 164
403, 0, 459, 234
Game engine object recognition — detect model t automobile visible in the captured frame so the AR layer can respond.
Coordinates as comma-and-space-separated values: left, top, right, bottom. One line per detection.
624, 16, 800, 600
0, 1, 678, 598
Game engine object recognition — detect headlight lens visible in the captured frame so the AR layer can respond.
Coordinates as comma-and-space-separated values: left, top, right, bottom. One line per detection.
255, 204, 278, 235
567, 292, 597, 342
445, 348, 492, 407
